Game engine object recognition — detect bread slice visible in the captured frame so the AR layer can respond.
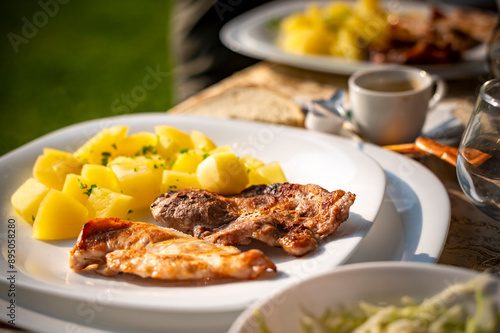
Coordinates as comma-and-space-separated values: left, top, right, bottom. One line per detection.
169, 85, 305, 127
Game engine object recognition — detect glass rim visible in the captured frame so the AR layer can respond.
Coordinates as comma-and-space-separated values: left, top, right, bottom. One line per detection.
480, 78, 500, 107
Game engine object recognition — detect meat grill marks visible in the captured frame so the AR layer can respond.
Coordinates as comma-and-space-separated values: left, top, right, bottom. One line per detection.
151, 183, 356, 257
69, 218, 276, 280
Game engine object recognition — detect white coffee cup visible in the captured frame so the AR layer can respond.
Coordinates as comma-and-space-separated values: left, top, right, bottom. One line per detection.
348, 65, 446, 145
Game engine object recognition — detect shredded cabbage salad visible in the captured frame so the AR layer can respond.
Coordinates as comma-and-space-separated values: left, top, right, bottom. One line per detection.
255, 275, 500, 333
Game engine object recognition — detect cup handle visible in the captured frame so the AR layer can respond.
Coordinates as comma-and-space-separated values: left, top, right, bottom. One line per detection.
429, 75, 447, 110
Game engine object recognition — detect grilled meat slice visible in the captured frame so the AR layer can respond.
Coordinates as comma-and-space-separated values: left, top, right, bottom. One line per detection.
69, 217, 276, 280
151, 183, 356, 256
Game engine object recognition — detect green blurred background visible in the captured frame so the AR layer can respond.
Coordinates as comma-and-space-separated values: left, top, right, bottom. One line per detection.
0, 0, 175, 156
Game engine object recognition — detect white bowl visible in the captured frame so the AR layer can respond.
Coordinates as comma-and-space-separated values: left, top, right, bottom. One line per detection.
229, 262, 500, 333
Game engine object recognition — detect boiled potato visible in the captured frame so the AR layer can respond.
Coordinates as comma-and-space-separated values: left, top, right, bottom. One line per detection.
155, 126, 194, 164
161, 170, 201, 192
156, 135, 180, 164
73, 125, 128, 165
171, 149, 206, 173
32, 189, 89, 240
209, 145, 232, 155
33, 148, 83, 191
86, 187, 134, 219
197, 151, 248, 195
240, 155, 268, 186
115, 131, 158, 157
298, 3, 323, 24
16, 124, 288, 241
279, 26, 334, 55
62, 174, 92, 204
11, 178, 50, 224
323, 2, 353, 20
277, 0, 388, 60
190, 130, 216, 151
247, 171, 270, 186
155, 126, 193, 150
80, 164, 121, 192
240, 155, 265, 171
108, 155, 165, 209
331, 26, 363, 60
358, 0, 380, 15
256, 161, 288, 183
280, 14, 313, 33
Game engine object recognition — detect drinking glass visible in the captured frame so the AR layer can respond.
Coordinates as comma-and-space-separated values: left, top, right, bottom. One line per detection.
456, 79, 500, 220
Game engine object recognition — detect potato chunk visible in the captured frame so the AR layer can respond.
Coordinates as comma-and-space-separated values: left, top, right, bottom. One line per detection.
108, 155, 165, 209
32, 189, 89, 240
209, 145, 232, 155
115, 131, 158, 157
62, 174, 92, 204
86, 187, 133, 219
190, 130, 216, 151
171, 149, 206, 173
80, 164, 121, 192
240, 155, 265, 171
73, 125, 128, 165
196, 151, 248, 195
161, 170, 201, 192
14, 124, 289, 241
155, 126, 193, 163
11, 178, 50, 224
155, 126, 193, 150
256, 161, 288, 183
240, 155, 268, 186
33, 148, 83, 191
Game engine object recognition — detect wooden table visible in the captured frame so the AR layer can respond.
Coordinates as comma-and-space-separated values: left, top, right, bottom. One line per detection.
170, 61, 500, 274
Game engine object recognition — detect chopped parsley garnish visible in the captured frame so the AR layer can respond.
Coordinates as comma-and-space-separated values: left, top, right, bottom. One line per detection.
101, 151, 111, 165
78, 179, 87, 189
83, 184, 100, 196
136, 145, 155, 156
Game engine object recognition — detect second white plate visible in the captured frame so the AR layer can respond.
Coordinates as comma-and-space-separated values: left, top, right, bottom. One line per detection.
220, 0, 488, 79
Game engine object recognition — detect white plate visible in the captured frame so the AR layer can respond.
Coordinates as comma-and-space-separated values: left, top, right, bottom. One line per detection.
0, 114, 386, 332
346, 142, 451, 263
220, 0, 488, 79
229, 261, 500, 333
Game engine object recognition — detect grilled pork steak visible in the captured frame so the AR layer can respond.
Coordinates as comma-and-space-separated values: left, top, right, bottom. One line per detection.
151, 183, 356, 256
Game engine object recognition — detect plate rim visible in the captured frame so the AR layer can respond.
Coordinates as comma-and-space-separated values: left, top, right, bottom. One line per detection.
362, 142, 451, 261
